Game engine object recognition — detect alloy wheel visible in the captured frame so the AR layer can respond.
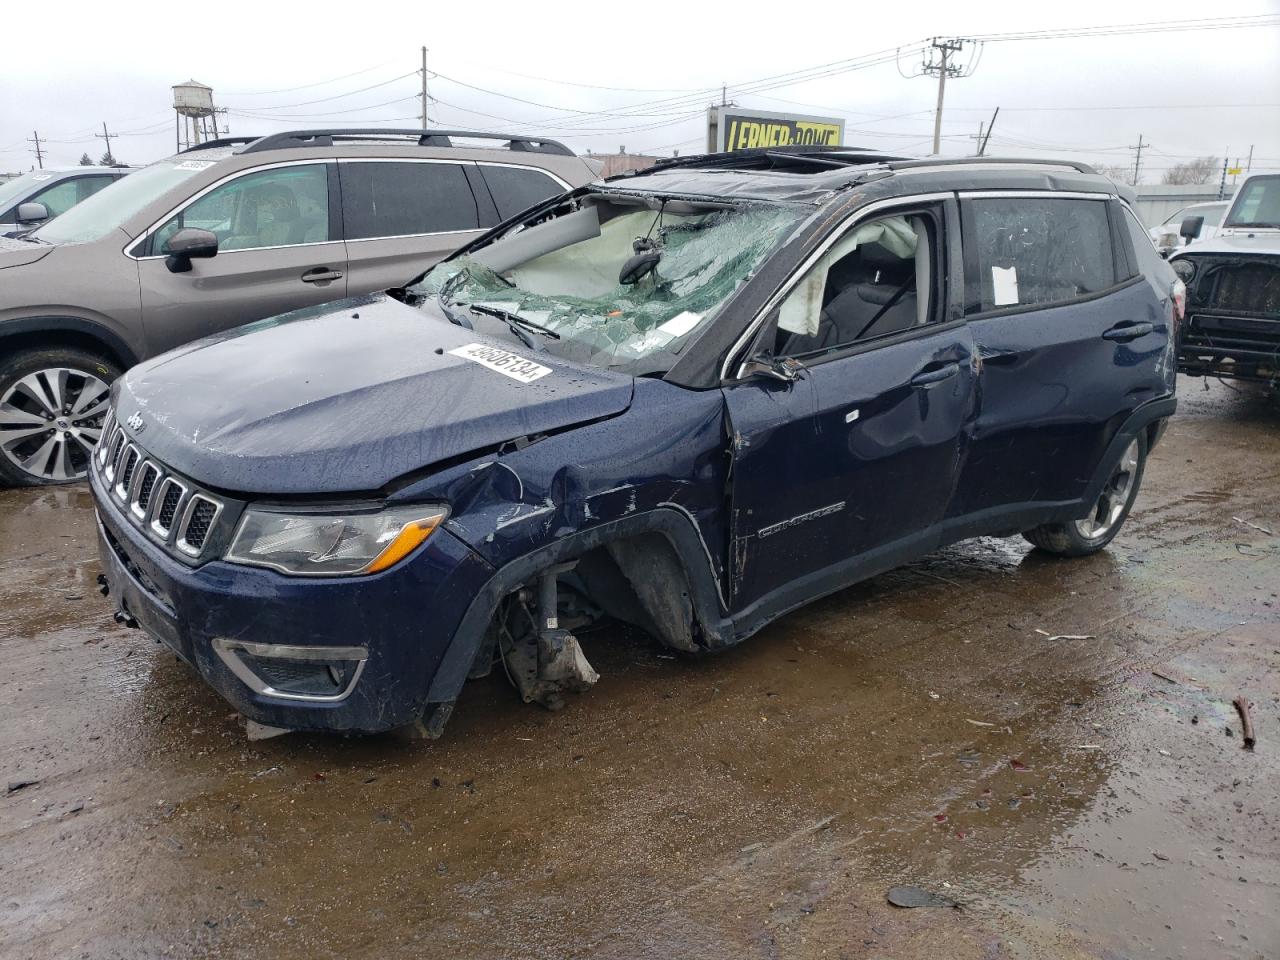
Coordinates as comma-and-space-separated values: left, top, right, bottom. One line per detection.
0, 367, 111, 482
1074, 439, 1141, 540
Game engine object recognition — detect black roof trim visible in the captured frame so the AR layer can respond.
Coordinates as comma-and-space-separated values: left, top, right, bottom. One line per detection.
642, 147, 1099, 180
177, 128, 575, 157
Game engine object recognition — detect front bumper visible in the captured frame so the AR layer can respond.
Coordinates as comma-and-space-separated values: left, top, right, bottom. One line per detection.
1178, 313, 1280, 383
91, 467, 494, 734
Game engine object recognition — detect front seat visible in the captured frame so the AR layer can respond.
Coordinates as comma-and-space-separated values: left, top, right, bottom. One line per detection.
820, 242, 917, 343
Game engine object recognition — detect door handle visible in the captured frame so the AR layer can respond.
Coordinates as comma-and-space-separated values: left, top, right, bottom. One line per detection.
1102, 322, 1153, 342
301, 267, 343, 284
909, 362, 959, 387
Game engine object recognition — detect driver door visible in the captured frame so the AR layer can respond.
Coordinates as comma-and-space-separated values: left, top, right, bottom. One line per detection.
721, 201, 977, 614
137, 162, 347, 355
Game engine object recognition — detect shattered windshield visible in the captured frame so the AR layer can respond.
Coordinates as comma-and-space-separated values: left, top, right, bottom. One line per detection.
410, 195, 805, 373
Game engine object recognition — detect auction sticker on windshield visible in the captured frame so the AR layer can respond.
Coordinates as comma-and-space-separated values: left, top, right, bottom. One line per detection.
448, 343, 552, 384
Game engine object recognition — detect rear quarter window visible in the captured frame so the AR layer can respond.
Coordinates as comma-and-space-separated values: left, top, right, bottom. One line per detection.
964, 197, 1116, 313
479, 165, 565, 221
341, 161, 479, 240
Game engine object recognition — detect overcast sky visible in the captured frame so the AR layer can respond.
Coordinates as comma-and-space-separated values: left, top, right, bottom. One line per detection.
3, 1, 1278, 184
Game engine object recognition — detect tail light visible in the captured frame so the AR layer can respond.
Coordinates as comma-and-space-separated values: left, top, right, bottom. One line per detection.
1172, 278, 1186, 328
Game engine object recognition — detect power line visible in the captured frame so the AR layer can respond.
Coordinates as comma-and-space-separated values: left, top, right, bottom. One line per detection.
973, 13, 1280, 42
223, 71, 418, 111
223, 60, 398, 96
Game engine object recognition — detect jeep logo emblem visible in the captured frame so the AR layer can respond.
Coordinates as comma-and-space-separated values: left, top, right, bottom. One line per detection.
126, 413, 145, 433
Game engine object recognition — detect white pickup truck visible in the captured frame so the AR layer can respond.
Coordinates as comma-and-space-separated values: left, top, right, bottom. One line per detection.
1170, 174, 1279, 384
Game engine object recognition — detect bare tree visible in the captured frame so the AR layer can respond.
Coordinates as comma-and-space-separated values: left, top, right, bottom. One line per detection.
1097, 164, 1137, 186
1161, 156, 1218, 185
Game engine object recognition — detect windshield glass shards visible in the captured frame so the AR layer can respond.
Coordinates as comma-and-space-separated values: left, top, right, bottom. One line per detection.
411, 196, 804, 372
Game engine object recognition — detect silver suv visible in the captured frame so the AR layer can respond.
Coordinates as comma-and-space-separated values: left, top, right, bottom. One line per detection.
0, 129, 596, 485
0, 165, 133, 237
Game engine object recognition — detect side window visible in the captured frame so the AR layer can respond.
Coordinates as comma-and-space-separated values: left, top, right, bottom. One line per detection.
153, 164, 330, 253
964, 198, 1115, 313
77, 176, 116, 203
480, 165, 564, 221
340, 162, 478, 240
1120, 205, 1177, 296
30, 179, 83, 218
773, 213, 937, 358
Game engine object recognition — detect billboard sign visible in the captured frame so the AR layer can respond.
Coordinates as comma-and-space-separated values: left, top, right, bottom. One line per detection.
708, 106, 844, 153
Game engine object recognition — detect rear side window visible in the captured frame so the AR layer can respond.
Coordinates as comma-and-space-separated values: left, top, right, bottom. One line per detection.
340, 162, 478, 239
964, 197, 1116, 313
1120, 205, 1176, 296
479, 165, 564, 221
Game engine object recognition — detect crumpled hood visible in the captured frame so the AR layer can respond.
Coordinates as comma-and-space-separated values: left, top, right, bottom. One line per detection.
1176, 231, 1280, 258
114, 294, 635, 495
0, 236, 55, 270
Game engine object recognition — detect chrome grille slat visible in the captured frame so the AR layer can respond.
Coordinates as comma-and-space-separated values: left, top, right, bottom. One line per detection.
114, 446, 139, 500
130, 462, 161, 520
176, 495, 222, 557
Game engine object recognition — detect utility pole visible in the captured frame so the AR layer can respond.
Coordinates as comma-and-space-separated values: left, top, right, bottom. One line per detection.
969, 122, 984, 156
27, 131, 45, 169
420, 47, 430, 127
1129, 134, 1145, 185
919, 38, 974, 156
95, 122, 116, 164
1246, 144, 1254, 173
1218, 152, 1229, 200
978, 106, 998, 156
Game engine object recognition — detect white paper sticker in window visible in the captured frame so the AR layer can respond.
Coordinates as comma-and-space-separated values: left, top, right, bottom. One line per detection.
32, 174, 52, 181
992, 265, 1019, 306
174, 160, 215, 171
657, 310, 702, 337
448, 343, 552, 384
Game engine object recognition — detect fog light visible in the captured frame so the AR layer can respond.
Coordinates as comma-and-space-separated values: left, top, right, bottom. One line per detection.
213, 639, 368, 702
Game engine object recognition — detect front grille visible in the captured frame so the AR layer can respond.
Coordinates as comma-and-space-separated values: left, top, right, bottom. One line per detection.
92, 416, 227, 563
1212, 263, 1280, 315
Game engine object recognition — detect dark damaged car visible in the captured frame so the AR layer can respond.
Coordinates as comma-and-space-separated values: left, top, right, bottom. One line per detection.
90, 150, 1181, 738
1171, 173, 1280, 385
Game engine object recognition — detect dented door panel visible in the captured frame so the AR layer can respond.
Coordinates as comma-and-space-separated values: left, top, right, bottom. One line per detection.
723, 323, 979, 611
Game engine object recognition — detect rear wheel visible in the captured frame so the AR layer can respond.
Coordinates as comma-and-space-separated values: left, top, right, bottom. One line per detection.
0, 347, 119, 486
1023, 434, 1147, 557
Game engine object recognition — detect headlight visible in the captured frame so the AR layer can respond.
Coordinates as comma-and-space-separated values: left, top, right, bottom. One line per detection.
1171, 258, 1196, 283
226, 504, 448, 576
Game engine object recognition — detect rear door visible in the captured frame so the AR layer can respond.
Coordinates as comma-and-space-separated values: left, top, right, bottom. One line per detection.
338, 159, 489, 292
722, 200, 977, 613
136, 161, 347, 355
949, 193, 1173, 518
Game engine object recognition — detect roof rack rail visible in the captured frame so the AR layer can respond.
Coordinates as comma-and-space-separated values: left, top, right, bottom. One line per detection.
646, 145, 911, 174
881, 156, 1099, 176
180, 136, 262, 154
220, 128, 574, 157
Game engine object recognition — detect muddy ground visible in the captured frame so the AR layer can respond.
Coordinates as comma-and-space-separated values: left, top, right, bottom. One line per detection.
1, 376, 1277, 960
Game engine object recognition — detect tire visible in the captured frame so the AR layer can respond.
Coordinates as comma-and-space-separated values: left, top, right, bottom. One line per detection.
1022, 432, 1147, 558
0, 346, 120, 487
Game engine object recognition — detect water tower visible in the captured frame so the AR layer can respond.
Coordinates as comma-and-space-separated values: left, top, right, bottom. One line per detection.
173, 80, 217, 150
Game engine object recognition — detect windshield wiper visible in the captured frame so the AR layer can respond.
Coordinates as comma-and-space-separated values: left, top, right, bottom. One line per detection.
435, 270, 473, 329
462, 303, 561, 350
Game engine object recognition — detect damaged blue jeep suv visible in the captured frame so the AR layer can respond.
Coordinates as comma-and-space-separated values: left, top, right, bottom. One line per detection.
91, 149, 1181, 737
